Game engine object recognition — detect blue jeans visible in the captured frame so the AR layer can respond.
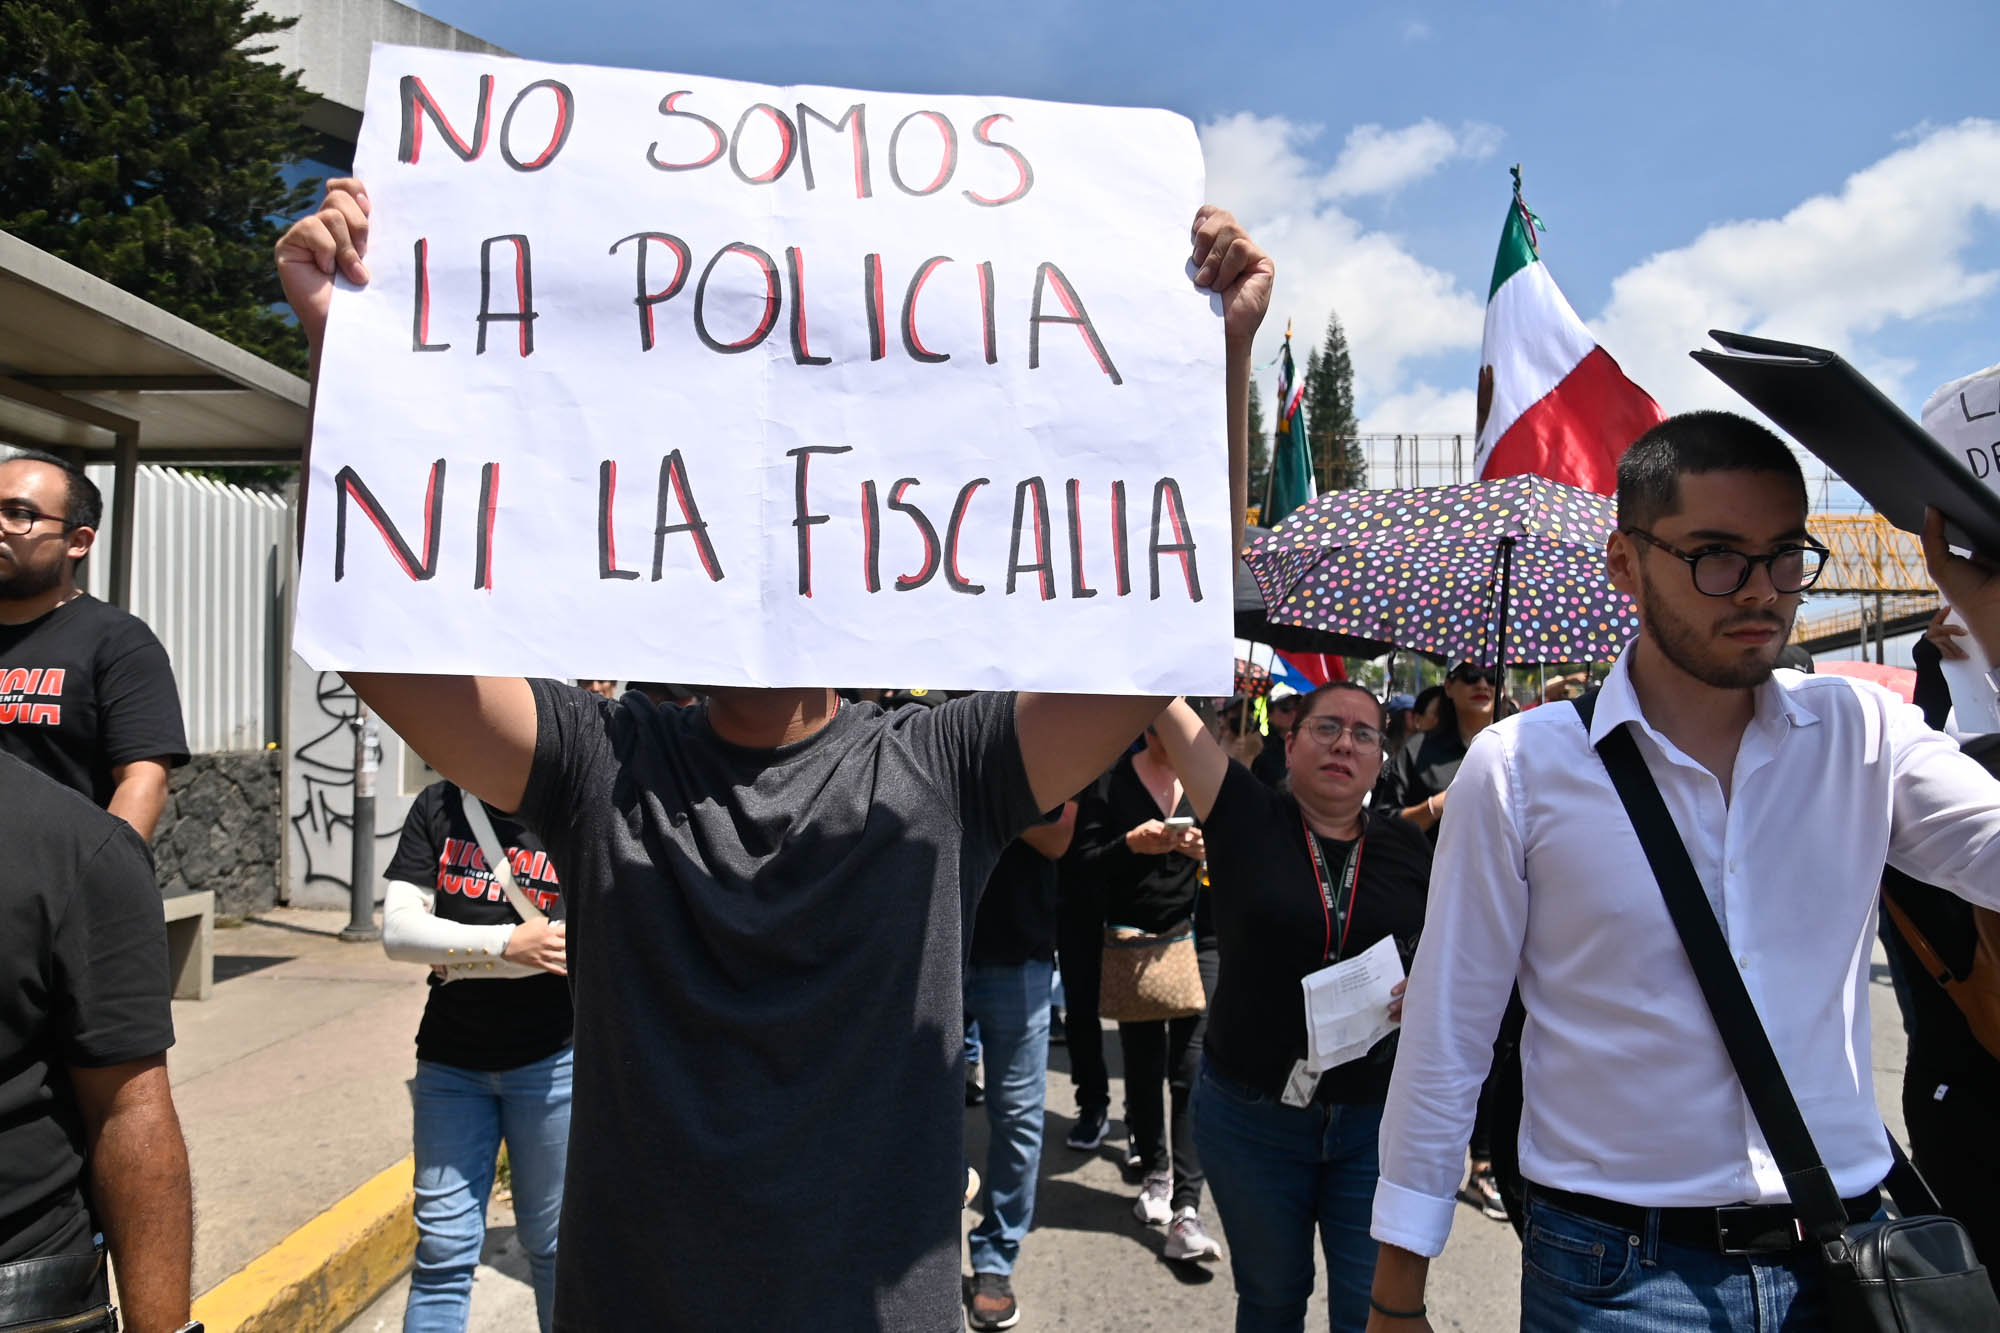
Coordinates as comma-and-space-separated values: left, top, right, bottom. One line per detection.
407, 1046, 572, 1333
963, 960, 1054, 1276
1191, 1060, 1383, 1333
1519, 1190, 1861, 1331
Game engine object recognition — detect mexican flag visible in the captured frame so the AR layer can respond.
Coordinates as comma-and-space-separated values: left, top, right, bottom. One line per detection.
1264, 327, 1316, 524
1475, 170, 1665, 494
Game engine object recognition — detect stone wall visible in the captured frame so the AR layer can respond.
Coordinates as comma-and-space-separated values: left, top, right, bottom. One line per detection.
153, 750, 283, 917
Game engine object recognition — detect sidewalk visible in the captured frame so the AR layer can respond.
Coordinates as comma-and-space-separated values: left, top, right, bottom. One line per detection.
174, 907, 428, 1330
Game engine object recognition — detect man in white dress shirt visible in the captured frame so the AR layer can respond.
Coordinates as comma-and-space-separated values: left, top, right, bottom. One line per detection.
1363, 410, 2000, 1332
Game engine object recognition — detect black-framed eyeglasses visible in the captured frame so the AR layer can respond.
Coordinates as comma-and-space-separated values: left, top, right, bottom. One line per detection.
0, 505, 75, 537
1623, 528, 1828, 597
1295, 716, 1384, 751
1449, 666, 1496, 687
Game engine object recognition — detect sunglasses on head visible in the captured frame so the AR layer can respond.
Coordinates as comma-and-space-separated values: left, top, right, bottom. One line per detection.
1450, 667, 1496, 686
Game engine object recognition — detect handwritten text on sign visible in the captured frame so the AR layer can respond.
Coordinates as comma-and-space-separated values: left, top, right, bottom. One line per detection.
296, 46, 1232, 693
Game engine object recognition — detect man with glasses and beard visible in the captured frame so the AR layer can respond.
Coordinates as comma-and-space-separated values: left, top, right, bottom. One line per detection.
1364, 411, 2000, 1332
0, 452, 186, 839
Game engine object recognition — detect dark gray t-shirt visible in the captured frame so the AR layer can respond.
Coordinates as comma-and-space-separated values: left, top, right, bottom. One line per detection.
517, 682, 1039, 1332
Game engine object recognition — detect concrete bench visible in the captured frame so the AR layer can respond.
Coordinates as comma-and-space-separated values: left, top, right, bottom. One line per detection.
163, 890, 215, 1001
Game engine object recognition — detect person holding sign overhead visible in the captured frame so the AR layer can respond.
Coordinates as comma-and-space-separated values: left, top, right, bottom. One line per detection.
1147, 689, 1429, 1332
275, 171, 1270, 1331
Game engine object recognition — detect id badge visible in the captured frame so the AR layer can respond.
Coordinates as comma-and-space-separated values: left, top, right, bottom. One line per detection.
1280, 1058, 1321, 1108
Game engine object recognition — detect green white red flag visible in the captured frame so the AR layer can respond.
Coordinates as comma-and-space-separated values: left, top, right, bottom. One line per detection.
1474, 170, 1665, 494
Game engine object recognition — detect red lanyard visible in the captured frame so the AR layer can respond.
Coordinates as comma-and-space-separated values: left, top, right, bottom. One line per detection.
1301, 813, 1364, 964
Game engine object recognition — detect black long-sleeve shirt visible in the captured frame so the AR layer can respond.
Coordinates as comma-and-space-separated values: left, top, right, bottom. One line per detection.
1883, 636, 2000, 1099
1072, 754, 1211, 938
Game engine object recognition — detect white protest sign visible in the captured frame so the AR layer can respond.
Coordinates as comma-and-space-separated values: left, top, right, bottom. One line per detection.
1923, 364, 2000, 733
1925, 361, 2000, 501
295, 45, 1233, 694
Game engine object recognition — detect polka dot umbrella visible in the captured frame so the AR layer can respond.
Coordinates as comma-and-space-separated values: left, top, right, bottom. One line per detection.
1242, 475, 1639, 667
1234, 658, 1273, 699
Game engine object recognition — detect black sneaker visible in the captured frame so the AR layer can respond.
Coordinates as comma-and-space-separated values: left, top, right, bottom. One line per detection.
965, 1273, 1020, 1330
1066, 1108, 1107, 1150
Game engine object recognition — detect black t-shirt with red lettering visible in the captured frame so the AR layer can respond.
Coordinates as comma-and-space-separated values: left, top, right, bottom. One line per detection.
0, 595, 188, 807
385, 781, 572, 1072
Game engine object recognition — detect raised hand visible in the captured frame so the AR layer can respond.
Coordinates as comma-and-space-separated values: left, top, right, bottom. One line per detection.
1922, 605, 1970, 662
1189, 205, 1274, 350
274, 177, 372, 355
1922, 508, 2000, 664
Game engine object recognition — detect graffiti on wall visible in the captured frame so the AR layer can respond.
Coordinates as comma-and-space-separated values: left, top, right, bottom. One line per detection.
288, 670, 401, 894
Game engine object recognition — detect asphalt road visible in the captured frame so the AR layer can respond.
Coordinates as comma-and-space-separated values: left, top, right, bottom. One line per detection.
347, 946, 1911, 1331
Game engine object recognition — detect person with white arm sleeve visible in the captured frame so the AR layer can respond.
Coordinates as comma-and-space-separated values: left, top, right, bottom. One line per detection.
381, 778, 572, 1333
1365, 411, 2000, 1333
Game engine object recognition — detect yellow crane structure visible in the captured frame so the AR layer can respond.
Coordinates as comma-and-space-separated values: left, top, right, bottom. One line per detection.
1793, 514, 1939, 656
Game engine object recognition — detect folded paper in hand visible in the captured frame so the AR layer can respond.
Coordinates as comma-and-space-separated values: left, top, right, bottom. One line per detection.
1301, 934, 1403, 1074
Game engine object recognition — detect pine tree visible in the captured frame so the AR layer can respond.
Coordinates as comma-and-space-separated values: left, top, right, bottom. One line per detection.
1246, 384, 1271, 523
1304, 310, 1364, 490
0, 1, 318, 374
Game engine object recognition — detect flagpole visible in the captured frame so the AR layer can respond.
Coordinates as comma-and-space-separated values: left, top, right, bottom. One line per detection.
1260, 319, 1291, 523
1492, 537, 1516, 711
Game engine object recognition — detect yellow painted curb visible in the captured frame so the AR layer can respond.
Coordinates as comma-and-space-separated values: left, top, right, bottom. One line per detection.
192, 1154, 416, 1333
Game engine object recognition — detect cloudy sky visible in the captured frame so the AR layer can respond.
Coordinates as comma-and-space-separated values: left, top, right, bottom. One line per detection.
414, 0, 2000, 439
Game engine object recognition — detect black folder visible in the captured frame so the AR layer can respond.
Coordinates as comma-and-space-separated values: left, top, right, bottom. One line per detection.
1691, 329, 2000, 558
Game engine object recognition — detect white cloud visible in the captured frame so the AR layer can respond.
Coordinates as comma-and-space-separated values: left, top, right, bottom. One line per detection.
1199, 113, 1491, 407
1358, 385, 1475, 436
1325, 119, 1501, 199
1201, 112, 2000, 449
1402, 18, 1432, 41
1592, 118, 2000, 415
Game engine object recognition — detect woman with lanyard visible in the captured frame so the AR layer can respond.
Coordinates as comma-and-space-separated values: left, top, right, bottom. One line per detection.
381, 778, 573, 1333
1151, 686, 1431, 1333
1072, 726, 1222, 1262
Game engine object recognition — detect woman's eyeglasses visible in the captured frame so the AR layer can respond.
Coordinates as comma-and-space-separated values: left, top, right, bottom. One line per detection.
1295, 717, 1384, 751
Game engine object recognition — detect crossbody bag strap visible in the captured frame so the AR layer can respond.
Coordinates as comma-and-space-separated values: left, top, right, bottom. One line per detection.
457, 786, 548, 925
1569, 696, 1851, 1244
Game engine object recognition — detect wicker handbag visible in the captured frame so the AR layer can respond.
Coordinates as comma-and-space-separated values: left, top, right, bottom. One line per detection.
1098, 923, 1205, 1023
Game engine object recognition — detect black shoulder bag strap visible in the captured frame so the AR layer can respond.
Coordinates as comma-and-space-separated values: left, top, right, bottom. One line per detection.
1570, 692, 1863, 1246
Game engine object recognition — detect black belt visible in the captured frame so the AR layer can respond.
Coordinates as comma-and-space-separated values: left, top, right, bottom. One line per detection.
0, 1245, 112, 1331
1527, 1182, 1881, 1256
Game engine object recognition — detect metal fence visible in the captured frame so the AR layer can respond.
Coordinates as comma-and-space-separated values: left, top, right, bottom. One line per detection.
78, 465, 290, 753
1327, 433, 1860, 509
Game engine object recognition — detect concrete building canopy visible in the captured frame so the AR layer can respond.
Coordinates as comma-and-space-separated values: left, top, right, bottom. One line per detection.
0, 228, 313, 604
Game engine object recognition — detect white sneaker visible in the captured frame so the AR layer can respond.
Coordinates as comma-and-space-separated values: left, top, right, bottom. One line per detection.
1132, 1171, 1173, 1226
965, 1166, 980, 1209
1164, 1206, 1221, 1261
